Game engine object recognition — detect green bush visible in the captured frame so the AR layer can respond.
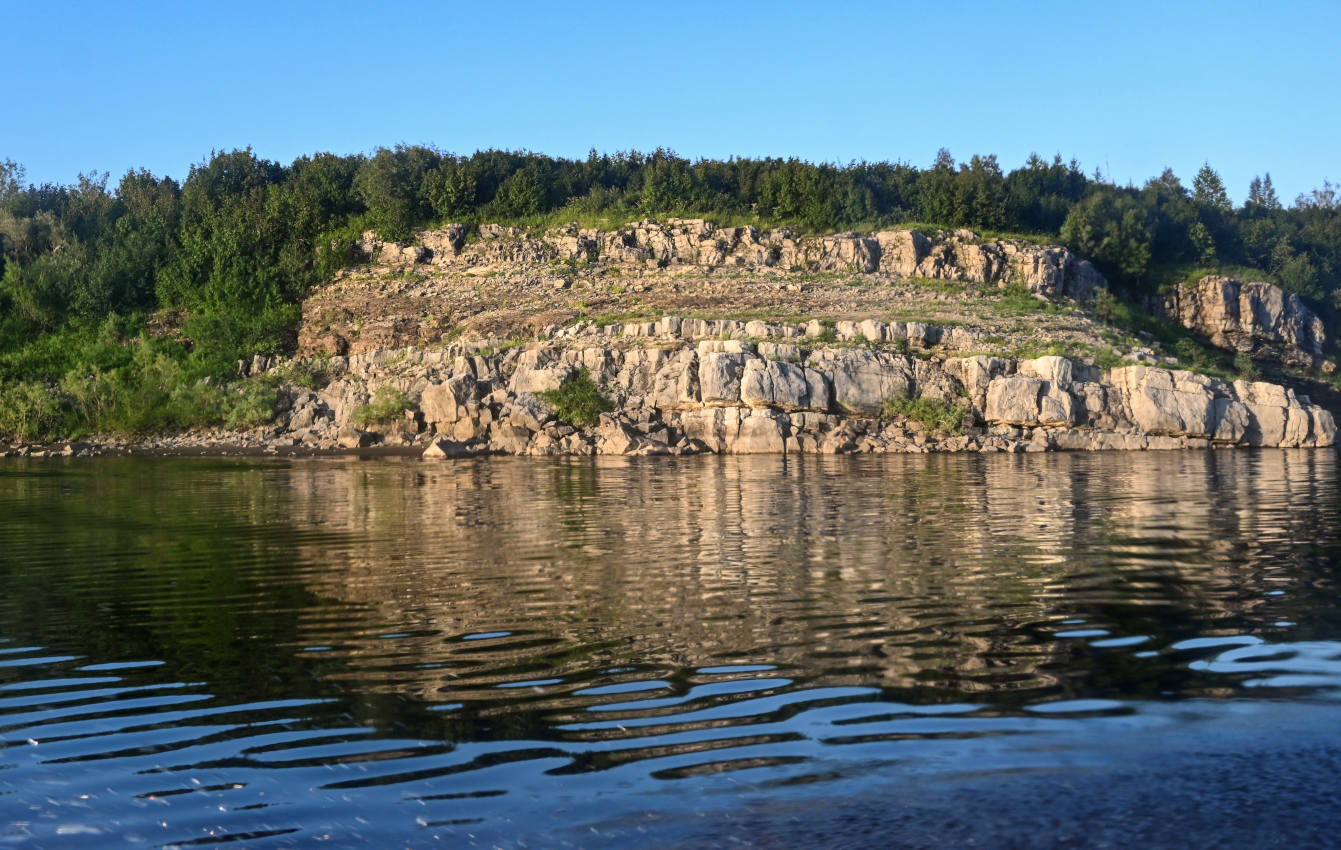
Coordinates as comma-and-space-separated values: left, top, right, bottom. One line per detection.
882, 395, 967, 435
352, 386, 410, 428
277, 356, 331, 390
223, 380, 279, 430
540, 369, 613, 425
1233, 351, 1261, 380
0, 381, 61, 441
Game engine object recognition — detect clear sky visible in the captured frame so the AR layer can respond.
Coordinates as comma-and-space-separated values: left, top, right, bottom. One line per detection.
4, 0, 1337, 204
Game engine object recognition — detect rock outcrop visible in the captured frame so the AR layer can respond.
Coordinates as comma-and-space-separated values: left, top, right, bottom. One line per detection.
1160, 276, 1329, 370
254, 315, 1335, 457
355, 218, 1107, 301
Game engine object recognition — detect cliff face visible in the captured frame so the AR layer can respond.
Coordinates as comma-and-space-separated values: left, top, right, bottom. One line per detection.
362, 218, 1106, 297
1160, 276, 1329, 370
263, 315, 1336, 456
302, 219, 1111, 360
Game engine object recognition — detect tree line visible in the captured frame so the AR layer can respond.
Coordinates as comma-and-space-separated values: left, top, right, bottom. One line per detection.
0, 146, 1338, 439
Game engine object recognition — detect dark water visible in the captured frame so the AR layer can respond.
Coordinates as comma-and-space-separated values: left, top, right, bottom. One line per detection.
2, 451, 1340, 849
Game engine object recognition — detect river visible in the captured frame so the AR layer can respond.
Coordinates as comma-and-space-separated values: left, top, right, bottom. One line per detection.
2, 451, 1340, 848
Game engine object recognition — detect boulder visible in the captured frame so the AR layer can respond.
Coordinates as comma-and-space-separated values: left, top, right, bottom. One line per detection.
337, 427, 375, 449
985, 376, 1044, 425
699, 352, 746, 405
1164, 276, 1326, 367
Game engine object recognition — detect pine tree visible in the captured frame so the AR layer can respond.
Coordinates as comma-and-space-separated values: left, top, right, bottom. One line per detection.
1247, 173, 1281, 210
1192, 162, 1231, 211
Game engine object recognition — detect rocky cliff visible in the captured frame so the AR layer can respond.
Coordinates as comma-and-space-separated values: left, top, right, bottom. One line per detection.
1159, 276, 1329, 370
256, 315, 1335, 456
362, 218, 1105, 295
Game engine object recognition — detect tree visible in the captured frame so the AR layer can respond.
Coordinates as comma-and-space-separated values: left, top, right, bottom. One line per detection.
1192, 163, 1231, 212
1060, 190, 1155, 285
353, 145, 441, 240
0, 159, 24, 210
1246, 173, 1281, 211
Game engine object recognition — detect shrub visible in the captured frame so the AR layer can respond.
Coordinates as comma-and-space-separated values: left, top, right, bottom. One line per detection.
540, 369, 613, 425
277, 356, 331, 390
352, 386, 410, 428
1233, 351, 1261, 380
0, 381, 61, 441
223, 380, 279, 430
882, 395, 968, 435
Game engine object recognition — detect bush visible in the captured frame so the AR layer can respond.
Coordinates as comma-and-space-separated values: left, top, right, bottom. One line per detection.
352, 385, 410, 428
540, 369, 613, 425
882, 395, 967, 435
1233, 351, 1261, 380
223, 379, 279, 430
0, 381, 61, 441
277, 356, 331, 390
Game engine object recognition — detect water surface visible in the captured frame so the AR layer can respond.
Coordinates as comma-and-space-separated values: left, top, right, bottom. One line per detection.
2, 451, 1340, 848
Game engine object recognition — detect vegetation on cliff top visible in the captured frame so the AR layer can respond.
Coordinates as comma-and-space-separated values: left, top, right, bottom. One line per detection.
1, 146, 1339, 441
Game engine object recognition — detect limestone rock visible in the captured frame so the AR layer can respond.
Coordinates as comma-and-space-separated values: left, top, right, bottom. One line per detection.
986, 376, 1044, 425
337, 427, 375, 449
1163, 276, 1326, 367
699, 352, 746, 405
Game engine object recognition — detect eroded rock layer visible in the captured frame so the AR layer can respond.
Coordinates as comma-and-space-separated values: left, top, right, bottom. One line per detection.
360, 219, 1107, 297
258, 316, 1335, 456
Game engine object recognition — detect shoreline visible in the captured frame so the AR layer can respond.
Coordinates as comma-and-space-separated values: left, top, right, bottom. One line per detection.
6, 312, 1337, 459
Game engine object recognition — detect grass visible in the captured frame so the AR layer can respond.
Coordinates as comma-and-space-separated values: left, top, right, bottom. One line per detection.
539, 369, 613, 425
882, 395, 968, 435
277, 356, 332, 390
1144, 260, 1281, 295
352, 386, 410, 428
994, 282, 1064, 316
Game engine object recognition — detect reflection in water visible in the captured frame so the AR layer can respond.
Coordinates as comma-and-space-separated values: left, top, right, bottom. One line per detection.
1, 451, 1339, 847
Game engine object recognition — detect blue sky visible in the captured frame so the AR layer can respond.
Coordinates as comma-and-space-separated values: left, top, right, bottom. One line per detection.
4, 0, 1337, 204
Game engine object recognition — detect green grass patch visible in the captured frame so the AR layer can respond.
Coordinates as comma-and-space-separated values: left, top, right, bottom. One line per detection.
352, 386, 411, 428
540, 369, 613, 425
882, 395, 968, 435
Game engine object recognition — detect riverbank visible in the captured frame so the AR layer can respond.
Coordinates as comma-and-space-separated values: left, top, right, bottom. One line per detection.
5, 220, 1338, 457
7, 311, 1334, 459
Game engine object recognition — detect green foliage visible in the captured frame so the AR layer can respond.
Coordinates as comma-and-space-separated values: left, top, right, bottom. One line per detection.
222, 380, 279, 430
352, 386, 410, 428
539, 369, 613, 425
1060, 191, 1155, 285
1234, 351, 1261, 380
996, 281, 1057, 314
0, 381, 61, 441
277, 356, 331, 390
882, 395, 967, 435
1193, 163, 1231, 213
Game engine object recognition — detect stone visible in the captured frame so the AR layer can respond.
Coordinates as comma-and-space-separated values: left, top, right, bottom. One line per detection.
510, 364, 573, 395
489, 424, 532, 454
740, 359, 814, 411
1212, 399, 1250, 443
337, 427, 375, 449
595, 418, 641, 455
422, 437, 471, 458
814, 349, 914, 416
421, 375, 478, 427
508, 393, 553, 432
698, 352, 746, 405
1163, 276, 1326, 367
985, 376, 1043, 425
728, 410, 788, 453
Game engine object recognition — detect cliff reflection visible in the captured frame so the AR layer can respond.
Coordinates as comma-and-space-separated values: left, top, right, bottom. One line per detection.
274, 450, 1340, 707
